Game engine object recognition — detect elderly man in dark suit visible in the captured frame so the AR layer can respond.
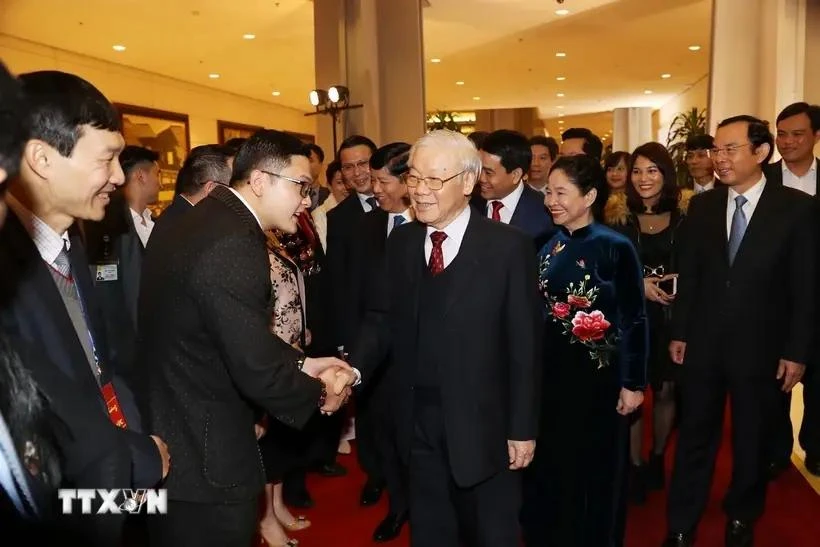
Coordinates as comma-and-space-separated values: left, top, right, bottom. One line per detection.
473, 129, 555, 250
138, 129, 356, 547
663, 115, 817, 547
350, 129, 541, 547
0, 70, 169, 544
764, 102, 820, 479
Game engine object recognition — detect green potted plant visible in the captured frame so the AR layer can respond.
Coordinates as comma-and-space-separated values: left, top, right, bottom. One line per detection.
426, 110, 460, 132
666, 107, 708, 187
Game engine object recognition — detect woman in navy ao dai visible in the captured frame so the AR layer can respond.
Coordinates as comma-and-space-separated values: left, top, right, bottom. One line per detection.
521, 155, 648, 547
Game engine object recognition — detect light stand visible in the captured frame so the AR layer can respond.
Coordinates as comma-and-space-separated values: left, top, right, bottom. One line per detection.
305, 86, 363, 153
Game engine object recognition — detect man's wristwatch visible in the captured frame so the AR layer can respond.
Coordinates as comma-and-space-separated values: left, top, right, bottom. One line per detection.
296, 356, 305, 371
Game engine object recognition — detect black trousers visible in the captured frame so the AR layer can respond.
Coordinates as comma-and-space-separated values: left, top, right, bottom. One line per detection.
147, 499, 258, 547
356, 387, 385, 485
374, 388, 409, 515
667, 359, 780, 532
409, 396, 520, 547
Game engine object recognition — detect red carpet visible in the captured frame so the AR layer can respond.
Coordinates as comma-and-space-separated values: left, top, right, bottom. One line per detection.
289, 419, 820, 547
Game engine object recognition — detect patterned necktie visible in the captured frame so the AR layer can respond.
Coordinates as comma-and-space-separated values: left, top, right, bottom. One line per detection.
428, 231, 448, 276
366, 197, 378, 211
490, 201, 504, 221
727, 194, 748, 265
392, 215, 406, 229
52, 240, 72, 279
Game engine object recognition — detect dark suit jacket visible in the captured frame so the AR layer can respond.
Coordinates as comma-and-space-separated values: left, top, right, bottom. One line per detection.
148, 194, 194, 246
82, 191, 143, 383
671, 180, 817, 374
472, 184, 555, 250
764, 158, 820, 191
0, 212, 162, 491
137, 185, 323, 503
350, 210, 542, 488
326, 193, 369, 348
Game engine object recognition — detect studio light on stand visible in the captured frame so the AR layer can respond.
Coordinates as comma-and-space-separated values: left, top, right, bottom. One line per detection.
305, 85, 363, 153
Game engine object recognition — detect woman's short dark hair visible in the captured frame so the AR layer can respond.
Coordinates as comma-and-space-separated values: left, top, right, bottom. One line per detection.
626, 142, 680, 214
370, 142, 411, 178
604, 150, 630, 171
549, 154, 610, 221
325, 160, 341, 183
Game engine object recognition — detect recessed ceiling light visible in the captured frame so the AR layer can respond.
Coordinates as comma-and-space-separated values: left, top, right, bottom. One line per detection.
272, 91, 281, 96
556, 76, 566, 81
557, 105, 565, 109
558, 113, 564, 118
455, 81, 465, 85
431, 58, 441, 63
558, 120, 564, 124
472, 96, 481, 101
556, 93, 565, 98
243, 34, 256, 40
555, 52, 567, 58
644, 89, 653, 94
209, 73, 220, 79
661, 73, 672, 79
112, 44, 126, 52
688, 45, 701, 51
555, 9, 570, 16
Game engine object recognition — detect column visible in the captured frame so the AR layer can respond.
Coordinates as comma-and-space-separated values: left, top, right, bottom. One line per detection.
474, 108, 542, 136
708, 0, 808, 132
612, 107, 653, 152
313, 0, 426, 153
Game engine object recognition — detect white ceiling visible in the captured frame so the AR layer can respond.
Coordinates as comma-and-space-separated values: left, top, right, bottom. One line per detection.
0, 0, 712, 126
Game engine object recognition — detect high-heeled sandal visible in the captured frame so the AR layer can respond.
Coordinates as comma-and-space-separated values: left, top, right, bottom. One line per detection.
259, 535, 299, 547
281, 515, 311, 531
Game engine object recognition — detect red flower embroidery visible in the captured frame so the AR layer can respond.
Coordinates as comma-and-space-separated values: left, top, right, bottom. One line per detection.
567, 294, 592, 309
571, 310, 611, 342
552, 302, 571, 319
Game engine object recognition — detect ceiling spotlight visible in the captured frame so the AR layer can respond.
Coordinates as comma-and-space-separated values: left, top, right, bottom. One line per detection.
431, 58, 441, 63
243, 34, 256, 40
556, 92, 565, 97
558, 113, 564, 118
328, 85, 349, 104
309, 89, 328, 107
558, 120, 564, 124
272, 91, 281, 96
557, 105, 565, 109
661, 73, 672, 79
555, 52, 567, 58
555, 9, 570, 16
644, 90, 653, 94
688, 45, 701, 51
556, 76, 566, 81
456, 81, 465, 86
208, 73, 220, 79
112, 44, 126, 52
473, 96, 481, 101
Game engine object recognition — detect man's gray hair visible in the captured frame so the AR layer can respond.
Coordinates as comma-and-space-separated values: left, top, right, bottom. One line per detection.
409, 130, 482, 181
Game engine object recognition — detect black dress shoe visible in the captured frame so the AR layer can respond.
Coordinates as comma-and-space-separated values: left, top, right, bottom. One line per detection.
360, 480, 384, 506
661, 532, 694, 547
725, 519, 753, 547
283, 490, 314, 509
805, 454, 820, 477
372, 512, 408, 542
313, 462, 348, 477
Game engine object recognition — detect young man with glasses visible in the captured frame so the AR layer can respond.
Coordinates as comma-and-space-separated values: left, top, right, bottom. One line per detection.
684, 134, 724, 193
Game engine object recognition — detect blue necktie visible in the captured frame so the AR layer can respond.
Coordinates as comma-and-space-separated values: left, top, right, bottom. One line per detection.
392, 215, 406, 229
727, 195, 748, 265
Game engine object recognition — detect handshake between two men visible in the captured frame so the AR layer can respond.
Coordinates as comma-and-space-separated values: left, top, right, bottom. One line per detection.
301, 356, 361, 415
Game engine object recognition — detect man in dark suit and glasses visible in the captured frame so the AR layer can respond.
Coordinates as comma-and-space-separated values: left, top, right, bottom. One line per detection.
0, 70, 170, 544
473, 129, 555, 250
762, 102, 820, 479
138, 129, 357, 547
662, 115, 817, 547
350, 130, 541, 547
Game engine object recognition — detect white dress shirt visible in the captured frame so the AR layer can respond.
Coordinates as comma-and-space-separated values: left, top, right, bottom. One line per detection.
6, 194, 71, 263
485, 182, 524, 224
425, 204, 471, 269
694, 179, 715, 194
228, 187, 264, 230
358, 192, 376, 213
782, 158, 817, 196
726, 175, 766, 239
130, 208, 155, 247
311, 194, 338, 251
528, 183, 547, 195
386, 209, 413, 237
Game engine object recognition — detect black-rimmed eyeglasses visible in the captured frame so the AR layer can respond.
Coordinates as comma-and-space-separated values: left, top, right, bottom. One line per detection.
259, 169, 312, 197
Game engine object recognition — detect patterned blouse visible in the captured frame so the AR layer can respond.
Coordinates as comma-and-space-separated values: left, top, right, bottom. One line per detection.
266, 233, 305, 348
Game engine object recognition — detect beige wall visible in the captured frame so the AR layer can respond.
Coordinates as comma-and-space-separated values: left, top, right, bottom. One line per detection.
475, 108, 541, 136
0, 34, 316, 148
806, 0, 820, 101
656, 75, 709, 143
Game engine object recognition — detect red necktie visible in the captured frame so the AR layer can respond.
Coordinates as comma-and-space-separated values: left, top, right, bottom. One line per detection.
428, 231, 448, 276
490, 201, 503, 221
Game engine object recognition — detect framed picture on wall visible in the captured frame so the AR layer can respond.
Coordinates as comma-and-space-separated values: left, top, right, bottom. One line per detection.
115, 103, 190, 216
217, 120, 264, 144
